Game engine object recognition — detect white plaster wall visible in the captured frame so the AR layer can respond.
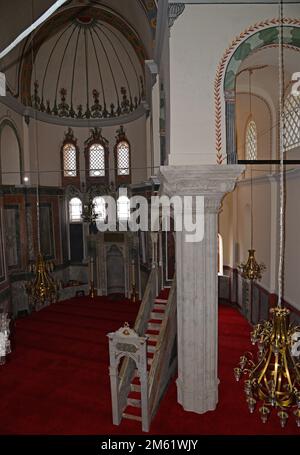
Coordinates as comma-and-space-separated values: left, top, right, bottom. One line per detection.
221, 170, 300, 311
219, 191, 233, 267
28, 114, 147, 186
168, 3, 300, 165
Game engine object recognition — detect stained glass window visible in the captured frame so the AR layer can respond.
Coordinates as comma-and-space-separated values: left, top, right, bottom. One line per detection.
89, 143, 105, 177
245, 120, 257, 160
63, 143, 77, 177
69, 197, 82, 222
284, 94, 300, 151
117, 141, 130, 176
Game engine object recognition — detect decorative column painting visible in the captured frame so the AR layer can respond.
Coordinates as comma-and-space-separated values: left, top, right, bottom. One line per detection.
39, 203, 54, 259
25, 204, 35, 261
0, 209, 5, 282
4, 205, 20, 269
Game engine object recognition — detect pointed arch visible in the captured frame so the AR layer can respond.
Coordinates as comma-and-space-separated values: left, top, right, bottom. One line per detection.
214, 20, 300, 163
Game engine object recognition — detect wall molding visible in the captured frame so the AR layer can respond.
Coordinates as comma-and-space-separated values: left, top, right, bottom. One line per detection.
0, 93, 146, 128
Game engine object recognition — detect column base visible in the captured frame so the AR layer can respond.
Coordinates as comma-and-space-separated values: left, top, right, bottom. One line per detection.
176, 377, 219, 414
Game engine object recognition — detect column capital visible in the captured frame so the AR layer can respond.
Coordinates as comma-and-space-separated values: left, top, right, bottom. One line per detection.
159, 165, 244, 198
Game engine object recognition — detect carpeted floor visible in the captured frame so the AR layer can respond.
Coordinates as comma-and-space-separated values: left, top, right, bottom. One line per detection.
0, 296, 298, 435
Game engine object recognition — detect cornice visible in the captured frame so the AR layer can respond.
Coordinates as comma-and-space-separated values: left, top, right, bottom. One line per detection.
0, 94, 146, 127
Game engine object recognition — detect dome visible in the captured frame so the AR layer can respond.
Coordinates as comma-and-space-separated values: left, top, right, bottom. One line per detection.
20, 6, 147, 121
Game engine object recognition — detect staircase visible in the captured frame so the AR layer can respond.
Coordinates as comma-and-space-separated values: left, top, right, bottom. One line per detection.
122, 287, 171, 423
108, 266, 176, 432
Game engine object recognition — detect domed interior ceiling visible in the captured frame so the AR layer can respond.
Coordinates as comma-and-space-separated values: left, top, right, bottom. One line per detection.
20, 6, 148, 120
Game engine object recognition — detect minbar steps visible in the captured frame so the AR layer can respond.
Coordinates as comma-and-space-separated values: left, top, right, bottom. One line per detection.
122, 288, 170, 423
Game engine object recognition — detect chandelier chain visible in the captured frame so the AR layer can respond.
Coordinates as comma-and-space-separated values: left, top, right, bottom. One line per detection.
250, 167, 253, 249
278, 0, 285, 308
31, 0, 41, 252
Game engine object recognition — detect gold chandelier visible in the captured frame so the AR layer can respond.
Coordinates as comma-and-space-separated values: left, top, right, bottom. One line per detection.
25, 253, 59, 310
24, 18, 59, 311
238, 249, 266, 281
237, 169, 265, 281
82, 197, 98, 223
235, 0, 300, 427
234, 307, 300, 427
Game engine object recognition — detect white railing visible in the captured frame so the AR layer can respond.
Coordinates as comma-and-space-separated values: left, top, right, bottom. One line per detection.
117, 267, 158, 419
148, 276, 177, 418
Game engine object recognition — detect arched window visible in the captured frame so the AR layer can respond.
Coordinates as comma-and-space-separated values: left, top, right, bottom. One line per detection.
117, 195, 130, 221
117, 141, 130, 176
89, 143, 105, 177
93, 196, 106, 221
284, 93, 300, 151
245, 120, 257, 160
114, 126, 131, 184
69, 197, 82, 223
84, 128, 109, 185
61, 128, 79, 187
63, 143, 77, 177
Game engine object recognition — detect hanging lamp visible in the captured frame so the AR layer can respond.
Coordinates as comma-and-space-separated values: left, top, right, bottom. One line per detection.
25, 3, 59, 310
237, 67, 265, 281
237, 168, 266, 281
234, 0, 300, 427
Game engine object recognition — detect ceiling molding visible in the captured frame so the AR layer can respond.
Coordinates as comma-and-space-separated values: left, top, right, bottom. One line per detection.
0, 93, 146, 127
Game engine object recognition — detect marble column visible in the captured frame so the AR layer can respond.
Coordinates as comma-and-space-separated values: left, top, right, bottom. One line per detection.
159, 165, 244, 414
225, 90, 237, 164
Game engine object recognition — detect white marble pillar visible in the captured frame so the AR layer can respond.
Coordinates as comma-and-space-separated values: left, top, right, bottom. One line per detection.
159, 165, 244, 414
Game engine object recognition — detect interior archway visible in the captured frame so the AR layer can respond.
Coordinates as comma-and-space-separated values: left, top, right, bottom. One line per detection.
0, 120, 21, 185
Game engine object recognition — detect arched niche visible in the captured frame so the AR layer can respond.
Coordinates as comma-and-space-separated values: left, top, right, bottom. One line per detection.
106, 244, 125, 295
0, 119, 22, 185
223, 25, 300, 163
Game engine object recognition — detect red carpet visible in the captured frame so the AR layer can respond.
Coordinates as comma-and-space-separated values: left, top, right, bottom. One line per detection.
0, 297, 298, 435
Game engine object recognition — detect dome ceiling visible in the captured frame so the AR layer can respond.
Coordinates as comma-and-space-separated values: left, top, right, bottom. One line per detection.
20, 6, 147, 121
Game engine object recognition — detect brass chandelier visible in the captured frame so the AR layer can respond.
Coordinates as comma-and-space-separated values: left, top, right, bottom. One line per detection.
237, 67, 265, 282
238, 248, 265, 281
234, 307, 300, 427
25, 253, 59, 310
234, 0, 300, 427
25, 28, 59, 310
237, 170, 266, 280
237, 64, 266, 281
81, 196, 99, 224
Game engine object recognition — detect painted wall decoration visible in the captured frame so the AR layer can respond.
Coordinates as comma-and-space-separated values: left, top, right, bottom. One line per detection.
214, 19, 300, 164
140, 0, 157, 31
39, 204, 55, 259
0, 209, 6, 282
4, 205, 20, 269
25, 205, 35, 261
